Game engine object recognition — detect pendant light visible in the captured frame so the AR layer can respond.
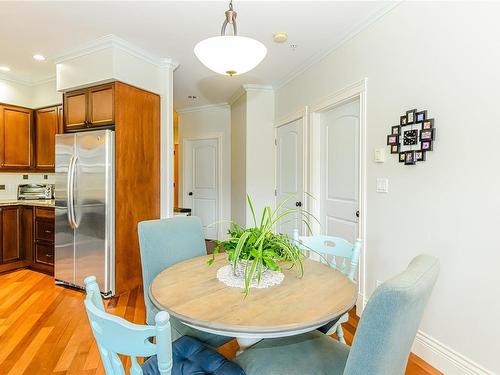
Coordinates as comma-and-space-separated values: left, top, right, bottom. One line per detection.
194, 0, 267, 76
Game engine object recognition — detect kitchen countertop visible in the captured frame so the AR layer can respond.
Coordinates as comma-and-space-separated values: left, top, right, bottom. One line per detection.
0, 199, 55, 208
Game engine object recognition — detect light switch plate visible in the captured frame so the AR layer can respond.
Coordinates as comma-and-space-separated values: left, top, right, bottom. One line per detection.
374, 148, 386, 163
376, 178, 389, 193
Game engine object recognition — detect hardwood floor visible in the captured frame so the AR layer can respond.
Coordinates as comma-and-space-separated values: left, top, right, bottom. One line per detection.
0, 269, 442, 374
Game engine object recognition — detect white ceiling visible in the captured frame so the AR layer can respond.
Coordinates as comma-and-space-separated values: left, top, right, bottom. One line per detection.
0, 1, 395, 109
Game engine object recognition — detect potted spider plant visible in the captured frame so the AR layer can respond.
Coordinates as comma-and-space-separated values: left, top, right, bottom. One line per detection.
208, 194, 315, 296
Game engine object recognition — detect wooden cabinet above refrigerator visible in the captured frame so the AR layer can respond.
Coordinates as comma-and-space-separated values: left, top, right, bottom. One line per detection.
64, 83, 114, 132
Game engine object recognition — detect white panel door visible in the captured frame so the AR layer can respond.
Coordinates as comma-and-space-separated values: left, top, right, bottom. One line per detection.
320, 99, 360, 242
276, 118, 303, 237
185, 138, 218, 239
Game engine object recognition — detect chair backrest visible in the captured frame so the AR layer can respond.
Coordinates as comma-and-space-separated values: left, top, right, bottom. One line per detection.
293, 229, 362, 280
84, 276, 172, 375
138, 216, 206, 324
343, 255, 439, 375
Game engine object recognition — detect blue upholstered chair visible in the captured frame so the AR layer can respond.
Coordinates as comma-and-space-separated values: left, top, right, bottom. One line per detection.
84, 276, 245, 375
138, 217, 231, 348
235, 255, 439, 375
293, 229, 362, 342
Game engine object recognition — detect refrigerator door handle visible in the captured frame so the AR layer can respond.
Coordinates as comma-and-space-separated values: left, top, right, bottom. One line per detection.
71, 156, 80, 229
67, 155, 75, 228
67, 155, 78, 229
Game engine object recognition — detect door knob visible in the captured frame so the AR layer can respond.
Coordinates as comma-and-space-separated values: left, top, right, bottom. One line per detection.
188, 192, 193, 196
295, 201, 302, 207
356, 210, 360, 218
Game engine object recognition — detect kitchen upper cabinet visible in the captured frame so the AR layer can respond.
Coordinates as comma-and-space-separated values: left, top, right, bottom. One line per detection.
0, 105, 33, 169
57, 105, 64, 133
89, 84, 114, 127
0, 207, 21, 263
35, 106, 59, 170
64, 83, 115, 132
64, 89, 87, 131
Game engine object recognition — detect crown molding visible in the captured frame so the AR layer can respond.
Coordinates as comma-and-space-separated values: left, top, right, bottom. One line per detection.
228, 84, 274, 106
272, 2, 400, 90
228, 86, 246, 106
53, 34, 179, 71
176, 102, 230, 114
0, 72, 32, 86
32, 75, 56, 86
159, 58, 180, 71
0, 72, 56, 87
242, 84, 273, 92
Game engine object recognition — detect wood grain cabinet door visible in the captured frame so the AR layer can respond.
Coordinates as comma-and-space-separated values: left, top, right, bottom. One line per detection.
88, 84, 114, 127
35, 106, 58, 169
64, 89, 88, 131
0, 106, 33, 168
57, 105, 64, 134
1, 207, 21, 263
20, 206, 34, 264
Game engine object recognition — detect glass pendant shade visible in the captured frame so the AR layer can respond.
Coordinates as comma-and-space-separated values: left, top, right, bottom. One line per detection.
194, 35, 267, 76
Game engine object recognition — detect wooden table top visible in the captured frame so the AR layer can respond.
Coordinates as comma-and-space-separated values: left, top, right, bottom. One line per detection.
150, 253, 357, 335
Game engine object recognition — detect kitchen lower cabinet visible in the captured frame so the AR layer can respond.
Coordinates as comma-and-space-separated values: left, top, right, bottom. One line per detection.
0, 207, 21, 263
32, 207, 55, 273
35, 242, 54, 266
0, 205, 54, 275
20, 206, 34, 264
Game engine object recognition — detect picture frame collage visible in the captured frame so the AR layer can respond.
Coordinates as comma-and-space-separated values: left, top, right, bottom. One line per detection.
387, 109, 435, 165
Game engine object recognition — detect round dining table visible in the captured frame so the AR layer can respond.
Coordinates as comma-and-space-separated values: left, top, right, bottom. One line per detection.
149, 253, 357, 353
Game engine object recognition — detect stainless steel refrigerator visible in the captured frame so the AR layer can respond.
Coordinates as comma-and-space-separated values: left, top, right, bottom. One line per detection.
55, 129, 115, 297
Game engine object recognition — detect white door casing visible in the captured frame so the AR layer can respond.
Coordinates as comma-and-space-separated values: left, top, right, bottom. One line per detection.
184, 138, 220, 240
309, 79, 367, 315
275, 116, 304, 237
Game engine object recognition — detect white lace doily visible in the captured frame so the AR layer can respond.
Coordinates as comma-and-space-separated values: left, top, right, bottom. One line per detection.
216, 264, 284, 289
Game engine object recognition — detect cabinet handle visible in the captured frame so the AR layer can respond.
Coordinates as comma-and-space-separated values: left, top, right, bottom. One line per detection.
46, 254, 53, 258
45, 230, 52, 234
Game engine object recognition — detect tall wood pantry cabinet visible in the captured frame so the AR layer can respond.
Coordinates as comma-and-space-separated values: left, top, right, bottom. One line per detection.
63, 81, 161, 294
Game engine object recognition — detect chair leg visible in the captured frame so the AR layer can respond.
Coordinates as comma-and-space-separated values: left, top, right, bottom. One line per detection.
336, 323, 346, 344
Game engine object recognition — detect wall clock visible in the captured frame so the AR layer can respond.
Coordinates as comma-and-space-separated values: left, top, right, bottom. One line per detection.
387, 109, 435, 165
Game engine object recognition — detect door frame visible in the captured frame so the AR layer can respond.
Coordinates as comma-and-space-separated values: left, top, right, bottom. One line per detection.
182, 135, 223, 240
309, 78, 368, 314
274, 107, 309, 235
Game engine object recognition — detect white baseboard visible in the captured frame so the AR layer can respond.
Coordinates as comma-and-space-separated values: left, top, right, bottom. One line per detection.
413, 331, 495, 375
356, 295, 495, 374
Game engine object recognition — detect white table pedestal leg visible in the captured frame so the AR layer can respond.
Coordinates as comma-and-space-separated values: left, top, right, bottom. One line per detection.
235, 337, 262, 355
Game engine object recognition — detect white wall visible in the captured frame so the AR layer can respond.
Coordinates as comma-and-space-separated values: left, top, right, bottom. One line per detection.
245, 88, 275, 226
32, 79, 62, 108
275, 2, 499, 374
0, 77, 61, 109
230, 94, 247, 226
0, 78, 33, 108
178, 105, 231, 237
230, 87, 275, 228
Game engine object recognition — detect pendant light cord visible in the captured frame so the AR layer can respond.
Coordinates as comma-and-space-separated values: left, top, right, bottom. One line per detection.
221, 0, 237, 36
